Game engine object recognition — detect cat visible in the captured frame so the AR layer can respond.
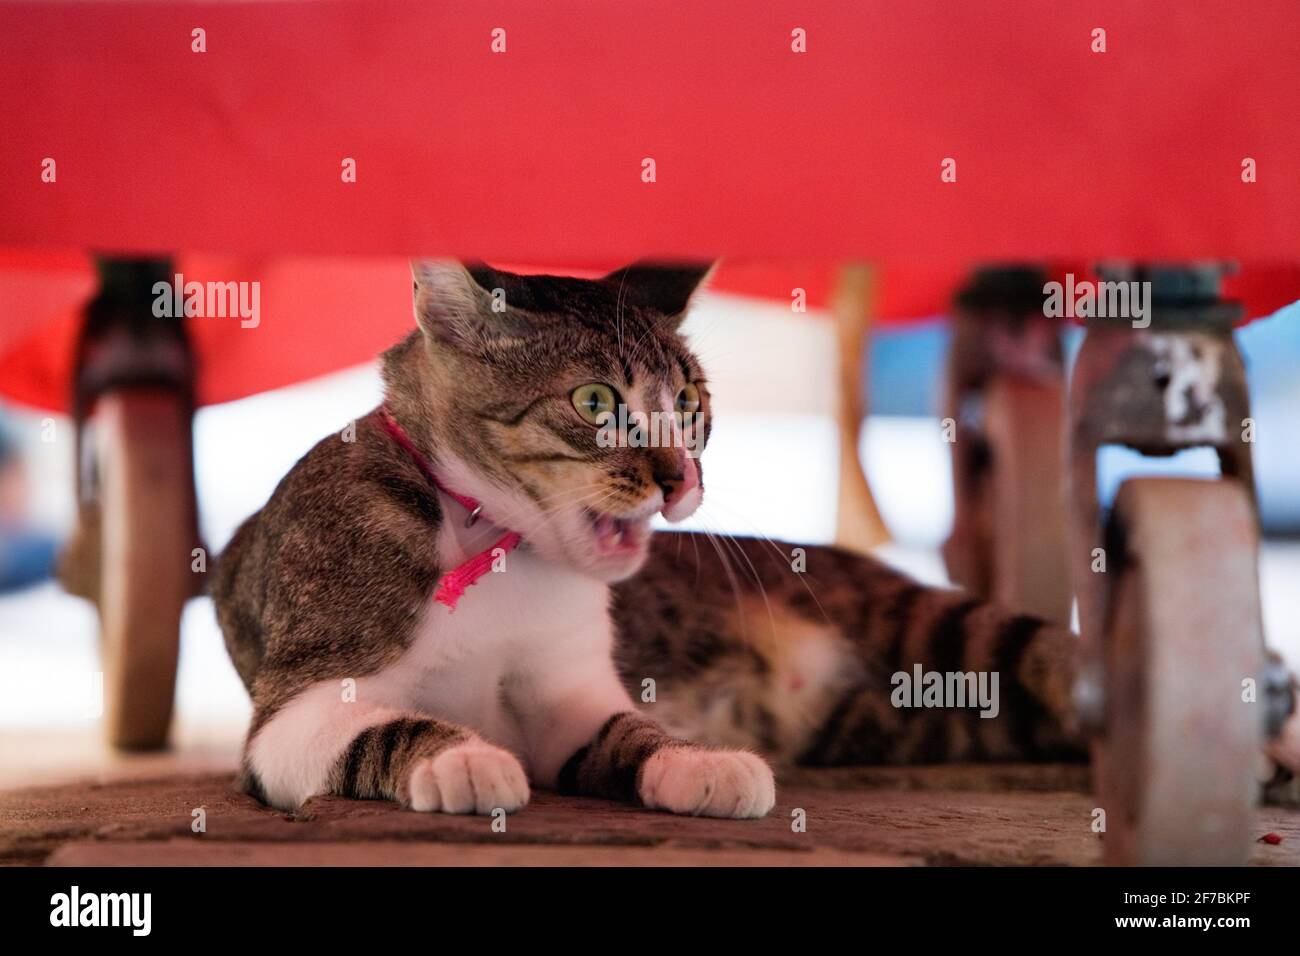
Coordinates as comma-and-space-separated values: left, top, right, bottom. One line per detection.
212, 260, 1084, 820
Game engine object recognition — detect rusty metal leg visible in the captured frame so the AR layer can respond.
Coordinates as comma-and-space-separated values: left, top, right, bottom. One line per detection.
1068, 319, 1256, 648
1066, 264, 1266, 865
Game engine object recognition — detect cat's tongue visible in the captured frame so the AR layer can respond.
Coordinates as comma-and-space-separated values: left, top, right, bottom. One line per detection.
589, 511, 650, 556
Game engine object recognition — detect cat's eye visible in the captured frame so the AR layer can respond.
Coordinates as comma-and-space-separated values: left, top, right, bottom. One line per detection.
676, 383, 702, 417
571, 383, 619, 425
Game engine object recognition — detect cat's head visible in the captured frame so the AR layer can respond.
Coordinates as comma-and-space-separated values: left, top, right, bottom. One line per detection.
385, 260, 714, 582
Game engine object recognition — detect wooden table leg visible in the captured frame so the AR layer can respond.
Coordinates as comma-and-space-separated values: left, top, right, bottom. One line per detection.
831, 263, 889, 552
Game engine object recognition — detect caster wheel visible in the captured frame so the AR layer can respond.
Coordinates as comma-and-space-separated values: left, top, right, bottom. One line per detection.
944, 373, 1069, 624
984, 375, 1070, 623
1096, 478, 1263, 865
95, 388, 196, 750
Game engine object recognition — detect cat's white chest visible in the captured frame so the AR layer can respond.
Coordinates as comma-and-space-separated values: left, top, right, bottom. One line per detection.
370, 541, 615, 752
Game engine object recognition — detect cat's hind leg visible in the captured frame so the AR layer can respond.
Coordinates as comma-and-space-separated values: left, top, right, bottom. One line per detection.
243, 681, 529, 815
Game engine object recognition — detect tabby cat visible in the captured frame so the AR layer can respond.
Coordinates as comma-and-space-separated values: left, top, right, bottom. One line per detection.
212, 261, 1082, 820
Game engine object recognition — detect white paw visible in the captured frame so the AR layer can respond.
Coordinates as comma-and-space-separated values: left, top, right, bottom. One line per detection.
406, 740, 530, 815
639, 747, 776, 819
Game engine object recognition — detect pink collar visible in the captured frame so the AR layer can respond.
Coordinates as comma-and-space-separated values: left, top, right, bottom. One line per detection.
378, 406, 521, 611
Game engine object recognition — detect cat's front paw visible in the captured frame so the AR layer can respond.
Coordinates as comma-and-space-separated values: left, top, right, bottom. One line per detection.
639, 747, 775, 819
406, 740, 530, 814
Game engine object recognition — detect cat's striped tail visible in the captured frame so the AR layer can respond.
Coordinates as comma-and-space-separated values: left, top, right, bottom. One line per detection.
798, 582, 1085, 766
614, 534, 1086, 768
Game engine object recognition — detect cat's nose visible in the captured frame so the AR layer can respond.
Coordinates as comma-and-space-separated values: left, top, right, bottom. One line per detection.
655, 453, 699, 511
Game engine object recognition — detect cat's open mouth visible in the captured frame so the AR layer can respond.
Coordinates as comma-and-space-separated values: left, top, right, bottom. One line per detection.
582, 507, 653, 556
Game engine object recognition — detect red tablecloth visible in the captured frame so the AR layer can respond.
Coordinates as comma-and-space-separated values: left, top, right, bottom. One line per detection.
2, 1, 1298, 411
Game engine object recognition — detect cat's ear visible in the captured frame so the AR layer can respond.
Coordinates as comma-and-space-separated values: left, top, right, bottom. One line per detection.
410, 260, 533, 345
603, 261, 716, 327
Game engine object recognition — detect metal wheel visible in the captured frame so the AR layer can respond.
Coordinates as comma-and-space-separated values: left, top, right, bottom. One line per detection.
1096, 477, 1263, 865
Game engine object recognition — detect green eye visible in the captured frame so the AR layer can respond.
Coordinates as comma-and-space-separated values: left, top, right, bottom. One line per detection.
676, 383, 701, 417
571, 383, 619, 425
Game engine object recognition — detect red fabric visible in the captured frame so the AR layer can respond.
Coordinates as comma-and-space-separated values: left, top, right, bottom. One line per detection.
2, 254, 1294, 414
2, 2, 1299, 411
0, 252, 422, 411
713, 260, 1300, 320
3, 1, 1299, 259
